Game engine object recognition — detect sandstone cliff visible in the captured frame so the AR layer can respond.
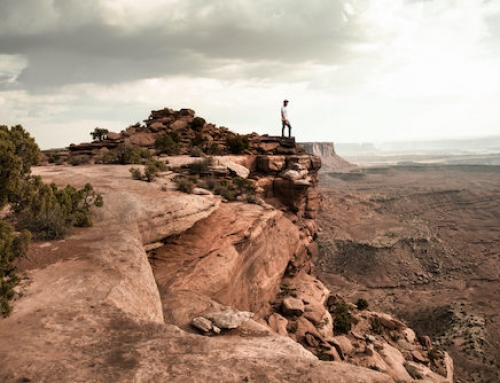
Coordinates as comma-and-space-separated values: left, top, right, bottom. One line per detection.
0, 108, 452, 382
301, 142, 356, 172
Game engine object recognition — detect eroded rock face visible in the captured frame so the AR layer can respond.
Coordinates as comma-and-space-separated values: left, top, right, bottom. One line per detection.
0, 164, 394, 383
300, 142, 356, 172
1, 144, 452, 382
152, 203, 304, 319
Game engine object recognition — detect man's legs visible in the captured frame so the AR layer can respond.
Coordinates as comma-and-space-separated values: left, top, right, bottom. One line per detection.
282, 121, 292, 137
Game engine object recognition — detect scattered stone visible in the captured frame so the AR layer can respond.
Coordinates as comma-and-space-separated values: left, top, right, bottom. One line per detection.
191, 317, 213, 333
192, 187, 213, 196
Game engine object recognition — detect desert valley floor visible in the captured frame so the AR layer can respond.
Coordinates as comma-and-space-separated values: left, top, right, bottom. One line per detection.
317, 162, 500, 383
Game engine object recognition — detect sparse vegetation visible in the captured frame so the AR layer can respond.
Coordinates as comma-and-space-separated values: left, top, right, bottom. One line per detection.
333, 300, 352, 334
116, 144, 152, 165
189, 146, 204, 157
155, 132, 180, 155
175, 175, 196, 194
226, 134, 249, 154
188, 157, 213, 174
370, 317, 384, 335
356, 298, 369, 310
14, 179, 104, 240
191, 117, 206, 132
129, 160, 167, 182
192, 133, 208, 148
0, 221, 31, 317
69, 155, 91, 166
0, 124, 103, 316
129, 167, 143, 180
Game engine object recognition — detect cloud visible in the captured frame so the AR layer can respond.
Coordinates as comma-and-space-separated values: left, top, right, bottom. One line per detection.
1, 0, 500, 148
1, 0, 369, 91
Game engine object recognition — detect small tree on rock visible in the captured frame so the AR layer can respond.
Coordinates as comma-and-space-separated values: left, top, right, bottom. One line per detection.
90, 127, 109, 141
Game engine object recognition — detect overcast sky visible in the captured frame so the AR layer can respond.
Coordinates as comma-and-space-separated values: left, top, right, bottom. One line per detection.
1, 0, 499, 149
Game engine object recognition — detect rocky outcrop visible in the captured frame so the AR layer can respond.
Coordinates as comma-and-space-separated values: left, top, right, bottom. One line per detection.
3, 108, 453, 382
60, 108, 307, 160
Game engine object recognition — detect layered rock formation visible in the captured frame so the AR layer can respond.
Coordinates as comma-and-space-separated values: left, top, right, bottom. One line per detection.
301, 142, 356, 172
1, 108, 453, 382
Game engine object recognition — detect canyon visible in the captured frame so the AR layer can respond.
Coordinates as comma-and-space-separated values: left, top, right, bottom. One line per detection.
0, 109, 454, 382
316, 153, 500, 383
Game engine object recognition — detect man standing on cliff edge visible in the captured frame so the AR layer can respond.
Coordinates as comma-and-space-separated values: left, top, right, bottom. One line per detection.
281, 99, 292, 138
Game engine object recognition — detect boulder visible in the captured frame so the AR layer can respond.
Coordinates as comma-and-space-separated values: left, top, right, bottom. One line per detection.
282, 297, 305, 317
224, 161, 250, 178
330, 335, 354, 356
171, 119, 189, 131
106, 131, 121, 141
193, 188, 213, 196
402, 327, 416, 344
282, 170, 307, 181
204, 311, 254, 329
191, 316, 213, 333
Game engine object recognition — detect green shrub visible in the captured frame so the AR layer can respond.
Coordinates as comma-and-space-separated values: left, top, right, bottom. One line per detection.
175, 176, 195, 194
226, 134, 249, 154
116, 144, 151, 165
14, 178, 103, 240
0, 124, 103, 316
199, 176, 218, 190
193, 133, 208, 148
69, 155, 91, 166
189, 146, 204, 157
144, 162, 159, 182
188, 157, 213, 174
90, 127, 109, 141
191, 117, 206, 132
356, 298, 369, 310
0, 221, 30, 317
206, 143, 221, 155
370, 317, 384, 335
1, 125, 40, 207
129, 167, 143, 180
233, 177, 257, 196
334, 300, 352, 334
94, 150, 117, 164
155, 132, 181, 155
129, 160, 166, 182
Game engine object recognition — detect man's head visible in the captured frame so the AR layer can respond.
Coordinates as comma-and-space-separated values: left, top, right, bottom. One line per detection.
283, 99, 289, 105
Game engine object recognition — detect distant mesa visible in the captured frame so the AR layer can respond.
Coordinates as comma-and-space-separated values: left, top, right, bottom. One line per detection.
301, 142, 356, 172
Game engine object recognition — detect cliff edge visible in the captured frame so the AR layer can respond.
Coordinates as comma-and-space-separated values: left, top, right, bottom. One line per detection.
0, 108, 452, 383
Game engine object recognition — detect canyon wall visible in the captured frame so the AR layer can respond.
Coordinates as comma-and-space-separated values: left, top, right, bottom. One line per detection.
0, 109, 452, 382
301, 142, 356, 172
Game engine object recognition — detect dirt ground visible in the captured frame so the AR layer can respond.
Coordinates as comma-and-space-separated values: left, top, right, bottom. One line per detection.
317, 163, 500, 383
